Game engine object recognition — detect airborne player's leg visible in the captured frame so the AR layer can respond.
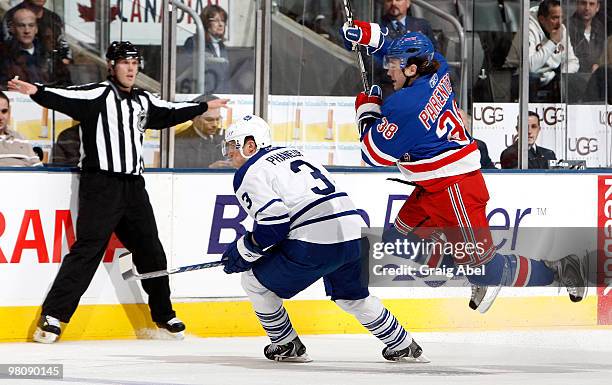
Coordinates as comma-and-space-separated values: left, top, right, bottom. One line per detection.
423, 171, 587, 310
385, 188, 457, 272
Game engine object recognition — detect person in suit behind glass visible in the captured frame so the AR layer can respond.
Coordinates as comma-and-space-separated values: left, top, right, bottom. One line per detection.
500, 111, 556, 169
380, 0, 437, 47
183, 5, 229, 94
174, 94, 232, 168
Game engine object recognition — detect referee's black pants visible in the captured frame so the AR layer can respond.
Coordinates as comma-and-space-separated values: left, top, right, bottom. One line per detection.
42, 171, 176, 324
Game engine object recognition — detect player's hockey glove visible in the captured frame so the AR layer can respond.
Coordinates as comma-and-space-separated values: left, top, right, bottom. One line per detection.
341, 20, 388, 55
222, 232, 265, 274
355, 85, 382, 135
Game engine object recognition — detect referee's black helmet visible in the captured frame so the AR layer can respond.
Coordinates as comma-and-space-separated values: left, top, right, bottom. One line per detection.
106, 41, 142, 66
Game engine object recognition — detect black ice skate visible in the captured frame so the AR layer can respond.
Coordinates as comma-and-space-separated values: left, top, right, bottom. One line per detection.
544, 254, 588, 302
156, 317, 186, 340
469, 284, 501, 313
33, 315, 61, 344
264, 336, 312, 362
382, 339, 430, 363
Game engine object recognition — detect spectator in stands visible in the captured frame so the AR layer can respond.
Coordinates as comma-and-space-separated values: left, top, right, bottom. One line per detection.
458, 108, 496, 169
505, 0, 579, 102
375, 0, 438, 97
500, 111, 556, 169
174, 95, 231, 168
0, 91, 42, 166
51, 123, 80, 166
0, 8, 49, 85
1, 1, 72, 65
380, 0, 437, 46
0, 7, 71, 86
569, 0, 605, 73
183, 5, 229, 94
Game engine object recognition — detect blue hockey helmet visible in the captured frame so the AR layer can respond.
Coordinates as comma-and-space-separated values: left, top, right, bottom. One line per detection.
383, 32, 434, 70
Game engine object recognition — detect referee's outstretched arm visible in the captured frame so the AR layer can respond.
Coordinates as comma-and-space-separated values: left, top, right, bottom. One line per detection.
8, 78, 230, 128
142, 91, 211, 129
8, 80, 107, 122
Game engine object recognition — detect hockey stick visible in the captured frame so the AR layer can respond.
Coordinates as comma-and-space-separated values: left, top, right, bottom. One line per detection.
342, 0, 370, 92
386, 177, 418, 187
118, 252, 223, 281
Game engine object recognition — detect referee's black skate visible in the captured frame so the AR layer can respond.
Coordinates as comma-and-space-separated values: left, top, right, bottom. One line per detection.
33, 315, 61, 344
156, 317, 186, 339
544, 254, 588, 302
264, 336, 312, 362
382, 339, 430, 363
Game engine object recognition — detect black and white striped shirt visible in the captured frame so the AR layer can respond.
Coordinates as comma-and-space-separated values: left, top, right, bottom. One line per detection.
31, 80, 207, 174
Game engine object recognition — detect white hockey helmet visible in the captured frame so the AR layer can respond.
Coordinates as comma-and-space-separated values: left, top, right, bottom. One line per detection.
222, 114, 272, 158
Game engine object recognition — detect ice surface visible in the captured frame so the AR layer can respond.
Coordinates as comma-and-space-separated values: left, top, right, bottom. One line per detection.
2, 330, 612, 385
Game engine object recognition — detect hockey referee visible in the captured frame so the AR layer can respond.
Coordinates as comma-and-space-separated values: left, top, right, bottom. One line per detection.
8, 41, 229, 343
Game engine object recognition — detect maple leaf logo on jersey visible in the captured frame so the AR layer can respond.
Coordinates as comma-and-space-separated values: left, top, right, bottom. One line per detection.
78, 0, 120, 22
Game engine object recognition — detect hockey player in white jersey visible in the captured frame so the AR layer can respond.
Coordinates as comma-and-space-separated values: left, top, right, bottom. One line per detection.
220, 115, 429, 363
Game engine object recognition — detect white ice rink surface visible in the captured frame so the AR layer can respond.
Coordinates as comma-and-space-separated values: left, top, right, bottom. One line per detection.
3, 329, 612, 385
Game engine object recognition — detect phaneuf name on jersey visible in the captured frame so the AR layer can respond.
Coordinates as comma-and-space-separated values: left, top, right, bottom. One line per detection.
265, 149, 303, 165
418, 72, 453, 131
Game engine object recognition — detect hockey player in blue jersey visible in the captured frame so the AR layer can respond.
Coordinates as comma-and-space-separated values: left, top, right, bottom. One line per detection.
341, 21, 588, 312
220, 114, 429, 363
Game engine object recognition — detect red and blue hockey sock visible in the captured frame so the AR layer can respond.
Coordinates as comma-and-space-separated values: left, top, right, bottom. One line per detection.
467, 253, 555, 287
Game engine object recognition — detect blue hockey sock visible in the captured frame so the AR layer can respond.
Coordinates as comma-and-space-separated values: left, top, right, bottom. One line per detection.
468, 253, 555, 287
255, 306, 297, 345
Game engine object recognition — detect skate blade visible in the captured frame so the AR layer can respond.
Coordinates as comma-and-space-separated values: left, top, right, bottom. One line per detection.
395, 354, 431, 363
33, 328, 58, 344
274, 353, 312, 363
477, 284, 502, 314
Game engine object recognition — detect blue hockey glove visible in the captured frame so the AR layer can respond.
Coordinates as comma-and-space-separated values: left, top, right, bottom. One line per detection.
222, 232, 265, 274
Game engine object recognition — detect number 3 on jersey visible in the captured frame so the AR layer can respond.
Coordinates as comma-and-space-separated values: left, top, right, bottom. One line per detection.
241, 192, 253, 209
436, 100, 470, 145
290, 159, 336, 196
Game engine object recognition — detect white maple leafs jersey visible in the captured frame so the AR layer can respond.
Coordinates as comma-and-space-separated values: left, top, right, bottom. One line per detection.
232, 147, 366, 247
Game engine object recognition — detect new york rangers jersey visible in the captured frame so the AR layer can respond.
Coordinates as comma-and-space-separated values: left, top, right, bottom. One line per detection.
360, 52, 481, 190
233, 147, 366, 248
